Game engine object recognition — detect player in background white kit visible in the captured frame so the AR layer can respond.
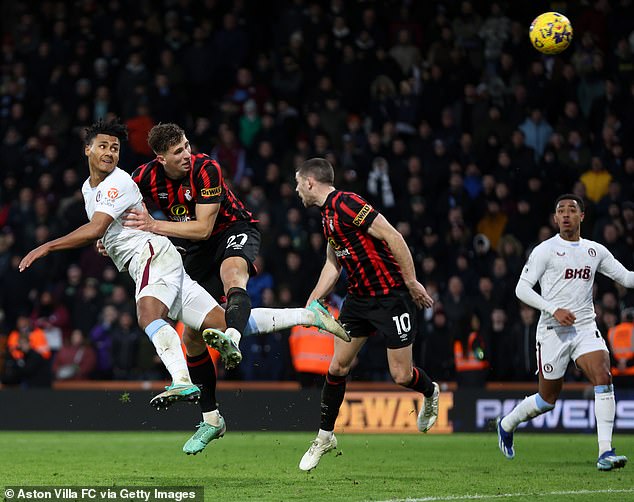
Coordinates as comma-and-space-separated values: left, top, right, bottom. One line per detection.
19, 120, 349, 454
497, 194, 631, 471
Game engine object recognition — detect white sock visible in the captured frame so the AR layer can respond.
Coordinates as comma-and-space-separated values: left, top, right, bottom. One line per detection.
501, 393, 554, 432
225, 327, 242, 345
203, 409, 222, 426
245, 308, 313, 335
150, 323, 191, 385
317, 428, 333, 441
595, 385, 615, 455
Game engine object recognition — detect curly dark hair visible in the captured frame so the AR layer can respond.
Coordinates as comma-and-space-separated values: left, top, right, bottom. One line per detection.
85, 119, 128, 145
147, 123, 186, 154
555, 193, 585, 212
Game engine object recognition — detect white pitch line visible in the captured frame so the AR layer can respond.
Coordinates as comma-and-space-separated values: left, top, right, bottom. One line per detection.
371, 487, 634, 502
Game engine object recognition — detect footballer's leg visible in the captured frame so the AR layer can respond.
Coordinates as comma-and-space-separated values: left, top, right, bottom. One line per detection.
244, 301, 350, 341
300, 336, 366, 471
498, 374, 560, 459
576, 350, 628, 470
181, 323, 226, 454
220, 250, 254, 351
497, 330, 568, 459
180, 287, 229, 452
387, 347, 439, 432
138, 297, 199, 409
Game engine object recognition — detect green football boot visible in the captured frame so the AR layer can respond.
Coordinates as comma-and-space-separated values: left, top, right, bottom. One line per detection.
183, 418, 227, 455
150, 383, 200, 410
202, 328, 243, 369
307, 299, 351, 342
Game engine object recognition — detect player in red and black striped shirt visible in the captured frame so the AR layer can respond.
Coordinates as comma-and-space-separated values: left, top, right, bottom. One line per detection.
295, 157, 439, 470
124, 124, 259, 437
127, 125, 259, 345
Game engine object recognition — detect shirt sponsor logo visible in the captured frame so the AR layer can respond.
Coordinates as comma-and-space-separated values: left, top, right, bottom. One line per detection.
170, 204, 189, 217
328, 237, 350, 257
107, 188, 119, 199
201, 186, 222, 198
328, 237, 341, 250
564, 266, 591, 280
353, 204, 372, 226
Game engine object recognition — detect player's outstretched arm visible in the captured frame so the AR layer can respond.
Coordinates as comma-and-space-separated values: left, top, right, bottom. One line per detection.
19, 212, 113, 272
124, 202, 220, 240
306, 244, 341, 306
367, 213, 433, 309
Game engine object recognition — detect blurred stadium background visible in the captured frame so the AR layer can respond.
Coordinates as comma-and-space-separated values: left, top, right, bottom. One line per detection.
1, 0, 634, 499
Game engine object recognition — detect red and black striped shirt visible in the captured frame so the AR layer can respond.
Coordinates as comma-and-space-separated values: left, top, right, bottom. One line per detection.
132, 154, 255, 239
321, 190, 404, 296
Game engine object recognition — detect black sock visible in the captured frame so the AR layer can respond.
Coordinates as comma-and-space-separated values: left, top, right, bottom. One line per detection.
320, 372, 347, 431
225, 287, 251, 334
404, 367, 435, 397
186, 351, 217, 412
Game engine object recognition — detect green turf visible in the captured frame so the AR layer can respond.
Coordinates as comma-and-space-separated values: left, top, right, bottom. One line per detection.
0, 432, 632, 501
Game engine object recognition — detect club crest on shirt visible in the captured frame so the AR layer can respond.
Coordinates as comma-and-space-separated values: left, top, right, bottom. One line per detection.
588, 248, 596, 257
184, 188, 192, 201
96, 189, 115, 207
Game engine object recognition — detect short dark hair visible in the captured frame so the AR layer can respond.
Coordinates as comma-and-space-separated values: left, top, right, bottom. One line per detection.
296, 157, 335, 184
555, 193, 585, 212
85, 119, 128, 145
147, 123, 186, 154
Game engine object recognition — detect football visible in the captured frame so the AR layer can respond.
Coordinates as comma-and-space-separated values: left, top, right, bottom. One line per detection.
529, 12, 573, 54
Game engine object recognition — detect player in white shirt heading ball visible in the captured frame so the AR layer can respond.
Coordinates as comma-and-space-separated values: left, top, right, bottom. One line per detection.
19, 119, 349, 455
497, 194, 631, 471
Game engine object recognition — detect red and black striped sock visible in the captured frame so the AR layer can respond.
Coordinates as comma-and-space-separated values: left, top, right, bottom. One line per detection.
320, 372, 347, 431
186, 351, 217, 412
405, 367, 435, 397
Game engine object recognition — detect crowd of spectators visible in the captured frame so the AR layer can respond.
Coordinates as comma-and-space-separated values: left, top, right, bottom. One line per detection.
1, 0, 633, 387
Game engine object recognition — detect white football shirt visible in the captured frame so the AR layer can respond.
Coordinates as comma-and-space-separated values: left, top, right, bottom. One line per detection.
81, 166, 154, 271
517, 234, 634, 328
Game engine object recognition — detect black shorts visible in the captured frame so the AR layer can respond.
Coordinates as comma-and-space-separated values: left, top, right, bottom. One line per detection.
339, 290, 418, 349
183, 222, 260, 298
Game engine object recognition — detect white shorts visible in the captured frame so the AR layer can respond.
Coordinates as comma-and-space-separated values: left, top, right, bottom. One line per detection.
536, 322, 608, 380
128, 236, 218, 331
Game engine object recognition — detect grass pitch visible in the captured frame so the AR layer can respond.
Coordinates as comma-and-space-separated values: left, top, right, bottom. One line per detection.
0, 432, 633, 501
